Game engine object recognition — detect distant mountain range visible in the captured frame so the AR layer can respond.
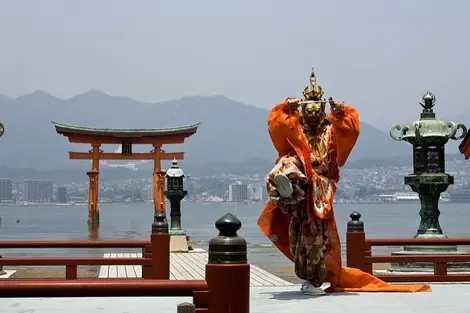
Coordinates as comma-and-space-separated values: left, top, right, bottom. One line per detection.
0, 90, 464, 174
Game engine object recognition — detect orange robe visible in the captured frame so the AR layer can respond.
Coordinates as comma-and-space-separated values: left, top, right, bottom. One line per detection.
258, 98, 431, 292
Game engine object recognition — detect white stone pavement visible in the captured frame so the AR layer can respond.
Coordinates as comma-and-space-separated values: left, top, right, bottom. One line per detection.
1, 284, 468, 313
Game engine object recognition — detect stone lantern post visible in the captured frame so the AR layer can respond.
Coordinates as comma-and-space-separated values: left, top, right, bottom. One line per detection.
164, 159, 189, 252
389, 91, 469, 272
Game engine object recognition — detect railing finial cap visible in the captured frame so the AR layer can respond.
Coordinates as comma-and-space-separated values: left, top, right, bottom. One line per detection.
152, 211, 168, 234
215, 213, 241, 237
350, 211, 362, 220
155, 211, 165, 221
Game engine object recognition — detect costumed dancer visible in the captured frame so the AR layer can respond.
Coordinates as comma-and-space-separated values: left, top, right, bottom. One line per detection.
257, 68, 431, 295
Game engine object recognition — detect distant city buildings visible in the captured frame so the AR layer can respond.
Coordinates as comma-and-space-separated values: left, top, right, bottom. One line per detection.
141, 185, 153, 202
228, 181, 248, 202
227, 181, 267, 202
24, 180, 53, 202
0, 179, 13, 202
247, 183, 263, 202
56, 186, 68, 203
0, 155, 469, 205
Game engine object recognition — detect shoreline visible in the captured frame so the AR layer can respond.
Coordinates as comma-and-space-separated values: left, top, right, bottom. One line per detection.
0, 200, 466, 207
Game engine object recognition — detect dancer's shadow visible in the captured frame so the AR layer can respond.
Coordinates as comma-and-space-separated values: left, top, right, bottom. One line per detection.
263, 290, 359, 301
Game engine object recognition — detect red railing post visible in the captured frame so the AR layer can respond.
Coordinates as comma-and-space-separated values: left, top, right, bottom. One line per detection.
434, 262, 448, 276
346, 211, 367, 272
150, 211, 170, 280
142, 244, 152, 279
363, 242, 373, 274
0, 255, 5, 276
205, 213, 249, 313
65, 265, 77, 280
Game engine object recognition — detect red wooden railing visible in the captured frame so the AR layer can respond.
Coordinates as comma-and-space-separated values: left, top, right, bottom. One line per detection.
0, 279, 208, 298
0, 238, 163, 280
0, 212, 250, 313
346, 211, 470, 282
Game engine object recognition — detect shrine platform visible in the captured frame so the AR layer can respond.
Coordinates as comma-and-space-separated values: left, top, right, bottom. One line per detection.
1, 283, 468, 313
98, 250, 294, 287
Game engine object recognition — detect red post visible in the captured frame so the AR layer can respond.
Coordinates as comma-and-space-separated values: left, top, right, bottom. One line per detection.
65, 265, 77, 280
363, 242, 373, 274
151, 233, 170, 279
434, 262, 448, 276
205, 213, 249, 313
150, 211, 170, 280
142, 245, 152, 279
346, 211, 366, 271
0, 255, 5, 276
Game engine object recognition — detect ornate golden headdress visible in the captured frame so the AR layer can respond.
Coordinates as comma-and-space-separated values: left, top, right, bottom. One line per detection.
302, 68, 324, 100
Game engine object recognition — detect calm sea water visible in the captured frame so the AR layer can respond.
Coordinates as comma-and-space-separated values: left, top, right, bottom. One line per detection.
0, 202, 469, 273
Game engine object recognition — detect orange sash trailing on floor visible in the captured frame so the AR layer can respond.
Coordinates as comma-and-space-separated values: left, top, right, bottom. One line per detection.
259, 98, 431, 293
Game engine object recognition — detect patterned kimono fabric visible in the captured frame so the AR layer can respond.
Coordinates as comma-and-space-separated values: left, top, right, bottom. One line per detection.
266, 124, 335, 287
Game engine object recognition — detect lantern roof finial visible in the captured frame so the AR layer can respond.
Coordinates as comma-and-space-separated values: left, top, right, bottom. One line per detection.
166, 158, 184, 178
420, 91, 436, 111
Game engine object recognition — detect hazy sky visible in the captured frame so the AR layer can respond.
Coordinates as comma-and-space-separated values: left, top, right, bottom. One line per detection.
1, 0, 469, 130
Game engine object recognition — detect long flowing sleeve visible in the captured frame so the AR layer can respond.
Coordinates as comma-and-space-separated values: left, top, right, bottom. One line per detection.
329, 104, 360, 167
267, 97, 315, 222
268, 97, 304, 159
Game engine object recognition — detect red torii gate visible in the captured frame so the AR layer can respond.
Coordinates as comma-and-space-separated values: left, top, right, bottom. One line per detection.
52, 121, 199, 225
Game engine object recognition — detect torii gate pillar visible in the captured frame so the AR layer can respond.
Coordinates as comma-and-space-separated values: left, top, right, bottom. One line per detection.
87, 143, 100, 225
153, 144, 166, 213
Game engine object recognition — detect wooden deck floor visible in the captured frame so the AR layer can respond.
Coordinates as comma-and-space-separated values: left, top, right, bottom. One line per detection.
98, 250, 293, 287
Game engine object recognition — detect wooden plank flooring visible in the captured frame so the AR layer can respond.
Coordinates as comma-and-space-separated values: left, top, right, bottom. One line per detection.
98, 250, 293, 287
